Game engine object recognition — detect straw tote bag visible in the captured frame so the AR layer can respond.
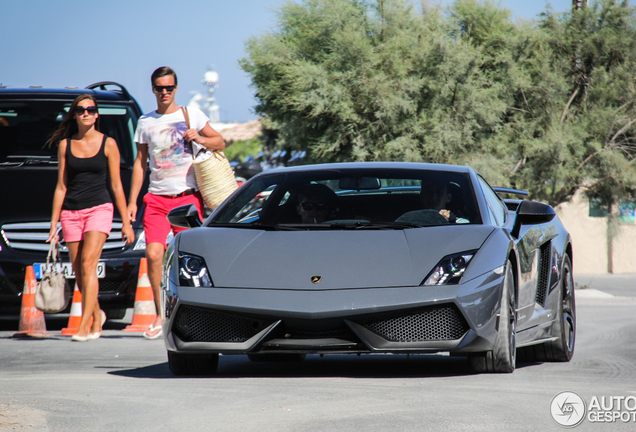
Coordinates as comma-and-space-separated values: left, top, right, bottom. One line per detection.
35, 240, 69, 313
182, 107, 238, 210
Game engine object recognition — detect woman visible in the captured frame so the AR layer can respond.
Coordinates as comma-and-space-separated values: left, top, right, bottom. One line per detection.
46, 94, 134, 342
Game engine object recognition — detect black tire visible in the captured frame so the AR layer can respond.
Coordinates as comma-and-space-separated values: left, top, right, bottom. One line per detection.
103, 308, 127, 320
518, 255, 575, 363
469, 261, 516, 373
247, 353, 306, 362
167, 352, 219, 376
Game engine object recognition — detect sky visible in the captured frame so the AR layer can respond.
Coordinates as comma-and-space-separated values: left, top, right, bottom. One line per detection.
1, 0, 588, 123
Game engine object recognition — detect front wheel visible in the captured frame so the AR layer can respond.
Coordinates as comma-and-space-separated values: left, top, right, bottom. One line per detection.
168, 352, 219, 376
518, 255, 575, 362
469, 261, 516, 373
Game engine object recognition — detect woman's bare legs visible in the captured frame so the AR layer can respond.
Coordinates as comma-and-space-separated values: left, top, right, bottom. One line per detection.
67, 231, 108, 338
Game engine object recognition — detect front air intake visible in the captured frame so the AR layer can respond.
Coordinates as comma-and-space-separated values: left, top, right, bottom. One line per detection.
356, 305, 468, 342
173, 305, 273, 343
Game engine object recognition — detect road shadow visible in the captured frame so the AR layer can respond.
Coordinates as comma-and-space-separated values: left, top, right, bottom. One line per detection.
108, 353, 548, 379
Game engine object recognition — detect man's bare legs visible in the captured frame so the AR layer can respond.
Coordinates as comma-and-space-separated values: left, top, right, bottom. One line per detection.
145, 242, 165, 337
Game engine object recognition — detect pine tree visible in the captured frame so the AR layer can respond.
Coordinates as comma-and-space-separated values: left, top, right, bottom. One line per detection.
241, 0, 636, 207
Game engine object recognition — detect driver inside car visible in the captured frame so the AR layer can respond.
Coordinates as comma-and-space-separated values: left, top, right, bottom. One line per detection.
396, 178, 467, 225
296, 184, 339, 224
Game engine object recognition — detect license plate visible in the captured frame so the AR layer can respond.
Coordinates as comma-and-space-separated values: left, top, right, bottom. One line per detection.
33, 262, 105, 280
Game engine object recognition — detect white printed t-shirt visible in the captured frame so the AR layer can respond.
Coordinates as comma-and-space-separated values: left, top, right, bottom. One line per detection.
134, 107, 209, 195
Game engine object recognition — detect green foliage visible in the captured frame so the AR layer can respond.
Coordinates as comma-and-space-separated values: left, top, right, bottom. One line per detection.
241, 0, 636, 207
223, 137, 263, 162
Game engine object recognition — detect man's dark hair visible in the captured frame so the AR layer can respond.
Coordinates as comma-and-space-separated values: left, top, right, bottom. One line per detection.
297, 183, 339, 207
151, 66, 178, 86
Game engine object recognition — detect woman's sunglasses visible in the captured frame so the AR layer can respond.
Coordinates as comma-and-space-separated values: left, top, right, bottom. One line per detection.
74, 106, 98, 115
154, 85, 176, 93
299, 202, 328, 211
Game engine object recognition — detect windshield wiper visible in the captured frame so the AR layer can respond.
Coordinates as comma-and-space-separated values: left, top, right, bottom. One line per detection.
207, 222, 282, 231
206, 221, 424, 231
273, 221, 423, 230
329, 221, 422, 230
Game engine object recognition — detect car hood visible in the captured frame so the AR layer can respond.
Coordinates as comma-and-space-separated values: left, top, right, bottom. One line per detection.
176, 225, 496, 290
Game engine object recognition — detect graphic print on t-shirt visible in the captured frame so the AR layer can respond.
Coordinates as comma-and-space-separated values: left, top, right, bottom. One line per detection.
135, 106, 209, 195
146, 120, 193, 181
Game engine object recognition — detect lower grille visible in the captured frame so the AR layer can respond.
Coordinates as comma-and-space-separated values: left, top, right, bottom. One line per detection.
5, 272, 125, 294
356, 305, 468, 342
173, 306, 273, 343
97, 279, 124, 293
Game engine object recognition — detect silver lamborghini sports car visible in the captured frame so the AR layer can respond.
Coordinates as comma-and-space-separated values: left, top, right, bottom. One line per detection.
161, 162, 575, 375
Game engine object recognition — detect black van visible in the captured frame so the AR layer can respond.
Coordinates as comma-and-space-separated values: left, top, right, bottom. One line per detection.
0, 82, 148, 319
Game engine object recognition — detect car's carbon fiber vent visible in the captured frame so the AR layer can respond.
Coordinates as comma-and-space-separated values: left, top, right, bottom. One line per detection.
173, 306, 273, 342
535, 241, 552, 307
505, 202, 520, 211
356, 305, 468, 342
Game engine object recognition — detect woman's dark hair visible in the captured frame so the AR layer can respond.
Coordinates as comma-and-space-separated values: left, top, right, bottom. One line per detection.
151, 66, 178, 86
45, 94, 100, 147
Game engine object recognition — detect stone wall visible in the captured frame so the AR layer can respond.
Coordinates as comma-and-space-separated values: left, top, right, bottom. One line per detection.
555, 191, 636, 274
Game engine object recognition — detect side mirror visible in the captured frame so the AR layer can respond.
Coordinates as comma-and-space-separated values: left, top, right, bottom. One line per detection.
167, 204, 202, 229
511, 200, 556, 237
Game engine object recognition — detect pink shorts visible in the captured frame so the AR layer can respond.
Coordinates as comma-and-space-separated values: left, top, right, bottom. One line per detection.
60, 203, 114, 242
143, 192, 204, 248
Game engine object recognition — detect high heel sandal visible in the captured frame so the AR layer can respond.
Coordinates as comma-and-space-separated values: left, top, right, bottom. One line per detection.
88, 310, 106, 340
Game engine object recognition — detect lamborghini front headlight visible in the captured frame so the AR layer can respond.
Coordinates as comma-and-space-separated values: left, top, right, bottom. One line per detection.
422, 250, 476, 286
178, 252, 213, 287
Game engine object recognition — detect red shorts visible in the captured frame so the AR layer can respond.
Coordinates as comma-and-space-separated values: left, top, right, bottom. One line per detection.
143, 191, 204, 248
60, 203, 113, 242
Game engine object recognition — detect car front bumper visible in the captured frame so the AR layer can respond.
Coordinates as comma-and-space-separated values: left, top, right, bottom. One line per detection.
162, 269, 505, 356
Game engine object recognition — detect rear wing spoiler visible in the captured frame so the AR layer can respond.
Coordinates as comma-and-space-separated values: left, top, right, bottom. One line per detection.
493, 187, 529, 198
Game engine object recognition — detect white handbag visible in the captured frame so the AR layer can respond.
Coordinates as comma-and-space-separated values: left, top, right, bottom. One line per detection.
35, 240, 69, 313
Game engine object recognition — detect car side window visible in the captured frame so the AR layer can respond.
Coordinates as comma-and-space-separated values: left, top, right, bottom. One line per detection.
478, 176, 506, 226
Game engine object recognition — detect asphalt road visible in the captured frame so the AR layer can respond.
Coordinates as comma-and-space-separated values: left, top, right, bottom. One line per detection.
1, 275, 635, 431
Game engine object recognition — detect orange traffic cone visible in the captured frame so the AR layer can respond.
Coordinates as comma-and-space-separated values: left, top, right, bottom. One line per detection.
123, 258, 157, 332
61, 282, 82, 336
13, 266, 50, 338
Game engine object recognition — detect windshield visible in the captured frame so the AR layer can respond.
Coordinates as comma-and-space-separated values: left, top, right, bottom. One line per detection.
0, 100, 137, 165
212, 168, 482, 229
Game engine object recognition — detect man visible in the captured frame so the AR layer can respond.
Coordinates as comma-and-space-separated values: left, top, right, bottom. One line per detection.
396, 178, 468, 225
127, 67, 225, 339
295, 184, 339, 224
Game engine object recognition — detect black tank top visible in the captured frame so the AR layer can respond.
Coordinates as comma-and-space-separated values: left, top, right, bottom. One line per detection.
62, 135, 112, 210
